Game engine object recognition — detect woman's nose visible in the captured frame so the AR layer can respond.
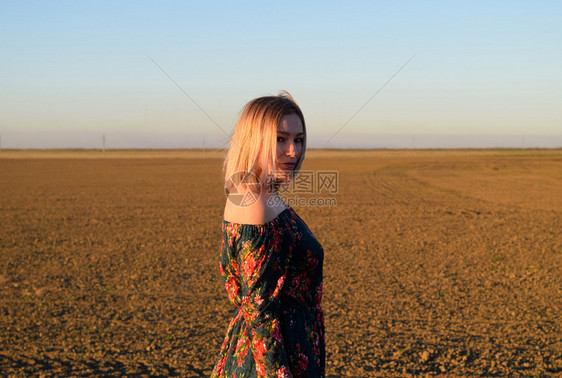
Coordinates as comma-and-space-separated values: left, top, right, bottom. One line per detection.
286, 142, 296, 157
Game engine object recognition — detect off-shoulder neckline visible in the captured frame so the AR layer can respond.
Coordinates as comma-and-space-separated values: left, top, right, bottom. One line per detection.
222, 206, 292, 226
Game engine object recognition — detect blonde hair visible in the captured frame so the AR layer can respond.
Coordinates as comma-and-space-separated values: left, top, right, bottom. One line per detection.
223, 91, 306, 193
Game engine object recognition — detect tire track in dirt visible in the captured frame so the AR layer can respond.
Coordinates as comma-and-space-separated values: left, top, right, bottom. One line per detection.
346, 160, 561, 375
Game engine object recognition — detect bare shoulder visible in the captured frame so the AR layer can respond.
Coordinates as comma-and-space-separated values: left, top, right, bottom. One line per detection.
224, 194, 287, 225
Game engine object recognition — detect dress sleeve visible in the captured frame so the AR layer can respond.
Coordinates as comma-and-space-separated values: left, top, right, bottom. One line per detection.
220, 220, 296, 377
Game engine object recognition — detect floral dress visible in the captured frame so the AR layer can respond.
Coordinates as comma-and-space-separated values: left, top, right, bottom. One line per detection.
212, 206, 325, 377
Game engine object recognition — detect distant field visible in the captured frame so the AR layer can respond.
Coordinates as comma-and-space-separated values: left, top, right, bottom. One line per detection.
0, 149, 228, 159
1, 148, 561, 159
0, 149, 560, 376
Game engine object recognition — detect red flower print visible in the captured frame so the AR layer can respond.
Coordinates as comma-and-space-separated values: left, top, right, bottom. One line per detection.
298, 352, 308, 371
307, 253, 318, 270
254, 338, 266, 359
277, 366, 291, 378
315, 283, 323, 304
225, 277, 239, 301
241, 256, 257, 280
272, 321, 282, 344
255, 360, 266, 376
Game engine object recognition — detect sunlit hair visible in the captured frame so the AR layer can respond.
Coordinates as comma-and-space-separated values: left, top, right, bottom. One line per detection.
223, 91, 306, 194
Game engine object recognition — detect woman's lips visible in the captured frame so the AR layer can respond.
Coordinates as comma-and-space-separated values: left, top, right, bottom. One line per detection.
280, 163, 296, 169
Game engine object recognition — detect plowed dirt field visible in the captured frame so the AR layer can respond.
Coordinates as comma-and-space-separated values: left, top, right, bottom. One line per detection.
1, 149, 560, 376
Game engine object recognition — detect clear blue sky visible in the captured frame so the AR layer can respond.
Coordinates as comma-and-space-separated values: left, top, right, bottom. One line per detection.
1, 1, 561, 148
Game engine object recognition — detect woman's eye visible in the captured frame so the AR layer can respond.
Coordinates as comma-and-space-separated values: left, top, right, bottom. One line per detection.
295, 138, 303, 143
277, 137, 284, 142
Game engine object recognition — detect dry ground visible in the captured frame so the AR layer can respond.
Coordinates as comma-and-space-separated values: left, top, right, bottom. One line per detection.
0, 149, 560, 376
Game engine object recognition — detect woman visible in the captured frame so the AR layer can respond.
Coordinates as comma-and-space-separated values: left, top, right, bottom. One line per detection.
212, 92, 325, 377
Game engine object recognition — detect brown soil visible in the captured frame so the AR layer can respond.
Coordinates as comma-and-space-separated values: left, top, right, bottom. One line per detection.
0, 149, 560, 377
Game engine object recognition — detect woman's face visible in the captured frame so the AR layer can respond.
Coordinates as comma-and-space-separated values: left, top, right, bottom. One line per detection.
276, 113, 304, 172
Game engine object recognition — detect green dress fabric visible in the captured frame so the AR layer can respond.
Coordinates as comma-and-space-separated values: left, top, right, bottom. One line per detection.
212, 206, 325, 377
